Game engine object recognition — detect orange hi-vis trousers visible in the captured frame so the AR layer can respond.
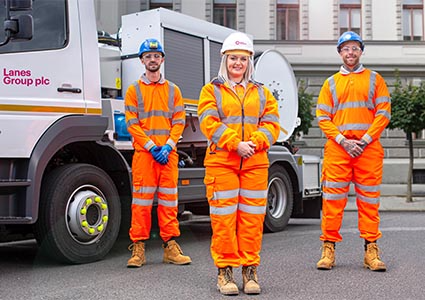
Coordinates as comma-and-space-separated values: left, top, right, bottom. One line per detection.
320, 139, 384, 243
129, 150, 180, 243
204, 165, 268, 268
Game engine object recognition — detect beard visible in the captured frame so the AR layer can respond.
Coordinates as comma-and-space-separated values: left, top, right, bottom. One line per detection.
145, 63, 160, 72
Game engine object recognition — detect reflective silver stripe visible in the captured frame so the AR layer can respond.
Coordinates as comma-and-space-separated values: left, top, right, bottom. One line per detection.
132, 198, 154, 206
158, 187, 178, 194
337, 101, 369, 110
240, 188, 267, 199
144, 129, 171, 136
261, 114, 279, 123
243, 116, 258, 124
144, 140, 155, 150
172, 118, 185, 125
133, 81, 144, 115
212, 124, 228, 144
238, 203, 266, 214
213, 85, 225, 119
323, 192, 348, 200
357, 194, 380, 204
362, 134, 372, 143
354, 182, 380, 193
317, 103, 333, 114
322, 180, 350, 188
335, 134, 345, 143
166, 138, 176, 148
210, 204, 238, 215
223, 116, 243, 124
133, 186, 157, 193
127, 118, 139, 127
215, 188, 239, 199
168, 82, 175, 113
376, 109, 391, 120
259, 127, 274, 144
337, 123, 371, 131
258, 86, 266, 116
174, 104, 185, 112
367, 71, 377, 110
138, 110, 173, 119
317, 115, 331, 122
199, 108, 220, 124
375, 96, 391, 105
329, 76, 339, 114
158, 199, 178, 207
125, 105, 138, 113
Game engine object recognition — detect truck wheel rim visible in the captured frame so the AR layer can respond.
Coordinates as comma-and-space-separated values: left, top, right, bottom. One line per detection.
268, 177, 287, 219
66, 186, 109, 244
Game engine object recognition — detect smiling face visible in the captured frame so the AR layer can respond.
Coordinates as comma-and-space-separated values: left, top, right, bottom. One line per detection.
141, 51, 164, 73
339, 40, 362, 68
226, 54, 249, 82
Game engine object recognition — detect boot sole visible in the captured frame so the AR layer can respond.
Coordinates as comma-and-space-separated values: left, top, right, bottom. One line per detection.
217, 285, 239, 295
364, 263, 387, 272
127, 263, 145, 268
163, 259, 192, 265
317, 262, 335, 270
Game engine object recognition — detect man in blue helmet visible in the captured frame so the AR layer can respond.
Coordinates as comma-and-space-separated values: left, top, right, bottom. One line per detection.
124, 38, 191, 268
316, 31, 391, 271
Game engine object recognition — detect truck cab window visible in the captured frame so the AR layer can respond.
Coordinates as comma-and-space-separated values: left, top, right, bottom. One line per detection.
0, 0, 67, 53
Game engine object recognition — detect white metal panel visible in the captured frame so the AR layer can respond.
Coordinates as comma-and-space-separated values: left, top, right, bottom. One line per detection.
0, 0, 86, 157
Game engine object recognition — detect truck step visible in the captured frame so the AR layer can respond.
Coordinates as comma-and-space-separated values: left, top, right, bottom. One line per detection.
0, 179, 31, 195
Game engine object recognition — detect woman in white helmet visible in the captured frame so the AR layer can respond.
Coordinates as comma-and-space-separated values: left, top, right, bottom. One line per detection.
198, 32, 280, 296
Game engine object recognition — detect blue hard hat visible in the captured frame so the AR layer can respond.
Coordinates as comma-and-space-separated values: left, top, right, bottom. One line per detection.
138, 38, 165, 57
337, 31, 364, 52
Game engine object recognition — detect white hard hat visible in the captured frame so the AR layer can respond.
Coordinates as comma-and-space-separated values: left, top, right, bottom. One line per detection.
220, 32, 254, 56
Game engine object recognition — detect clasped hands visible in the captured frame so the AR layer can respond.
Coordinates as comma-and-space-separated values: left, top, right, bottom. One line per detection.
236, 141, 256, 159
341, 138, 367, 158
150, 144, 172, 165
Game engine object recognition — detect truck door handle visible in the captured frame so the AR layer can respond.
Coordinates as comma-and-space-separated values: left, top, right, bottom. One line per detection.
57, 87, 82, 93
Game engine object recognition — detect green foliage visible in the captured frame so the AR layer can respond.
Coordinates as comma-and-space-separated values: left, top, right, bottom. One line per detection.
389, 74, 425, 135
290, 80, 315, 142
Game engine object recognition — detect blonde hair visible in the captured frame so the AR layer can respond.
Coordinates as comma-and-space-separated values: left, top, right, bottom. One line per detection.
217, 54, 255, 84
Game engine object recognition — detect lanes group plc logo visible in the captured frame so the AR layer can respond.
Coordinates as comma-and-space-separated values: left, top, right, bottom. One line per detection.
235, 40, 247, 46
3, 68, 50, 87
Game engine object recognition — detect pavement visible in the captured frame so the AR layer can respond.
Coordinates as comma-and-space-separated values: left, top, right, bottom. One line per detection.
346, 183, 425, 212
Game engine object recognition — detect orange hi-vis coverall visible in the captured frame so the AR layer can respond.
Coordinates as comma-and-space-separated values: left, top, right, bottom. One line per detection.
125, 75, 185, 243
198, 78, 280, 268
316, 65, 391, 243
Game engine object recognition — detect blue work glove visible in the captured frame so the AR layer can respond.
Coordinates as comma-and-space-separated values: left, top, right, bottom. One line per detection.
158, 144, 173, 165
150, 146, 167, 165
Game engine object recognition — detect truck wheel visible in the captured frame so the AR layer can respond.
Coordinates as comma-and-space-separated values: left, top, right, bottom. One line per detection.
264, 165, 294, 232
34, 164, 121, 264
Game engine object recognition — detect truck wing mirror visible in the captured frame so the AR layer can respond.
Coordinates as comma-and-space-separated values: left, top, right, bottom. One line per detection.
9, 0, 32, 11
8, 14, 33, 41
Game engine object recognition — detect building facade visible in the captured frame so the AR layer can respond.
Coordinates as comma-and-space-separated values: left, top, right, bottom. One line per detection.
95, 0, 425, 183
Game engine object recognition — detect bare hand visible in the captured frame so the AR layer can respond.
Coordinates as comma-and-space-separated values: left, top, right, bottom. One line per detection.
341, 139, 365, 158
236, 141, 256, 159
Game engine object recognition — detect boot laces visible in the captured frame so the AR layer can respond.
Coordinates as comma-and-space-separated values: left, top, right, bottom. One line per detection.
128, 242, 144, 257
222, 267, 235, 283
321, 243, 334, 259
245, 266, 257, 282
368, 243, 382, 260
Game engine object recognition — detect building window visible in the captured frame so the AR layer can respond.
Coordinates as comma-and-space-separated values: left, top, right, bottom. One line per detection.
339, 0, 361, 35
213, 0, 236, 29
276, 0, 299, 40
150, 0, 173, 10
403, 0, 424, 41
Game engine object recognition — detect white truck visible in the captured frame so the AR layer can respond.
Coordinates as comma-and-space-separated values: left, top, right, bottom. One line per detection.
0, 0, 321, 264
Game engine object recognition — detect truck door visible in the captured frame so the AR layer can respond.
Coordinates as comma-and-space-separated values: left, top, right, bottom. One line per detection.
0, 0, 86, 158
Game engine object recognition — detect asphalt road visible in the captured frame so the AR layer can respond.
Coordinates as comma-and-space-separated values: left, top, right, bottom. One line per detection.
1, 211, 424, 300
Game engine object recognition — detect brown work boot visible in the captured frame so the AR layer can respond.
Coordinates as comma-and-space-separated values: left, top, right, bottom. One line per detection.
242, 266, 261, 295
364, 242, 387, 272
317, 241, 336, 270
127, 241, 146, 268
162, 240, 192, 265
217, 267, 239, 295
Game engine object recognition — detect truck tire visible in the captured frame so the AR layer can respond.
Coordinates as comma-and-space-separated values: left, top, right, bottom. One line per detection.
34, 163, 121, 264
264, 165, 294, 232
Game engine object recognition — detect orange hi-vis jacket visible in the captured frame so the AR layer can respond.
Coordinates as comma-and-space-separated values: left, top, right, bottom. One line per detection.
198, 78, 280, 169
316, 65, 391, 145
125, 75, 185, 152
